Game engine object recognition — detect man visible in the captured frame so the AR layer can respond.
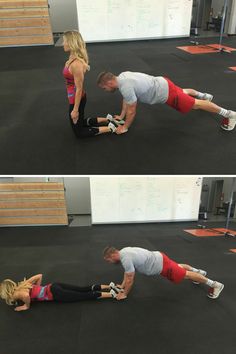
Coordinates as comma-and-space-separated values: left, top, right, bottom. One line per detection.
97, 71, 236, 134
103, 246, 224, 300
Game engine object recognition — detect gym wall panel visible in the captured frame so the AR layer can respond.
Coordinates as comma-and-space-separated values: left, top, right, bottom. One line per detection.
0, 216, 68, 225
0, 1, 48, 7
0, 0, 53, 47
0, 182, 68, 226
0, 200, 66, 208
0, 26, 52, 36
0, 191, 65, 199
0, 9, 49, 18
0, 18, 51, 27
0, 209, 66, 216
0, 182, 64, 191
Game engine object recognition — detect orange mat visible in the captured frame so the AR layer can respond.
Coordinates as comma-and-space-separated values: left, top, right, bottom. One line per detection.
208, 44, 236, 51
184, 228, 236, 237
177, 44, 236, 54
229, 249, 236, 253
214, 228, 236, 235
229, 66, 236, 71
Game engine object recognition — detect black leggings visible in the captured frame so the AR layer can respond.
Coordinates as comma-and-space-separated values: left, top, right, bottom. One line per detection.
50, 283, 102, 302
69, 94, 100, 138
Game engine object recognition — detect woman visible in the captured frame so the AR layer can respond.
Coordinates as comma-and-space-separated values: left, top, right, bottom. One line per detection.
0, 274, 121, 312
62, 31, 122, 138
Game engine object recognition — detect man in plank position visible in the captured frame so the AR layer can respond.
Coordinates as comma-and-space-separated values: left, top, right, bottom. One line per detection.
103, 246, 224, 300
97, 71, 236, 133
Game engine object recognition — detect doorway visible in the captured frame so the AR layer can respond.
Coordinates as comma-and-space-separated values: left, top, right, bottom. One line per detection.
63, 177, 92, 227
48, 0, 79, 45
191, 0, 233, 39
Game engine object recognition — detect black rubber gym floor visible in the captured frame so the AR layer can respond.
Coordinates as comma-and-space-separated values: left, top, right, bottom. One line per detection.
0, 221, 235, 354
0, 36, 236, 174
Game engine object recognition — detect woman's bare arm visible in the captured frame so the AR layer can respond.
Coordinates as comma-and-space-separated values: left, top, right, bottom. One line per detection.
14, 292, 31, 312
70, 60, 85, 123
26, 274, 42, 285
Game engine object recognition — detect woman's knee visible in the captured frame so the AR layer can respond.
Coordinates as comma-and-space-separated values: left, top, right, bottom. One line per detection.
86, 117, 98, 126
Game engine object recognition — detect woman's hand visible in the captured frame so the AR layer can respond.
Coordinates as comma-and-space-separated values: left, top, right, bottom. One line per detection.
71, 110, 79, 124
14, 304, 29, 312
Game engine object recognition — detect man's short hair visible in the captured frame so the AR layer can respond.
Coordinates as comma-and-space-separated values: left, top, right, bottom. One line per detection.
97, 71, 115, 85
103, 246, 117, 258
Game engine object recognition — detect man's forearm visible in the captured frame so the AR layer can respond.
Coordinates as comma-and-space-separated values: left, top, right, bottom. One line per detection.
123, 112, 136, 129
123, 279, 134, 295
120, 100, 127, 119
121, 273, 134, 295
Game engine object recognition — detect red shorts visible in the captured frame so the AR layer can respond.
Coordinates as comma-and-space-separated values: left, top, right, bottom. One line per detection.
165, 78, 195, 114
160, 253, 186, 284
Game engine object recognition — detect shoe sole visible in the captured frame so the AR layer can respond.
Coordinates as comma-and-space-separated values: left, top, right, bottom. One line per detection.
221, 125, 235, 131
207, 284, 224, 299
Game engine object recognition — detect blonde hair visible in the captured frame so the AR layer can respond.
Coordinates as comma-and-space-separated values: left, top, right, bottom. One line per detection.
63, 30, 90, 71
0, 278, 32, 306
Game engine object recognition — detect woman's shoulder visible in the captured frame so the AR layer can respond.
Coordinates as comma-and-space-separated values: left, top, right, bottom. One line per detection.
71, 59, 88, 73
13, 288, 30, 300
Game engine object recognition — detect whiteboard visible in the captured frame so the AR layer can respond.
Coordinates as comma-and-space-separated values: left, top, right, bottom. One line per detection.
76, 0, 193, 42
90, 176, 202, 224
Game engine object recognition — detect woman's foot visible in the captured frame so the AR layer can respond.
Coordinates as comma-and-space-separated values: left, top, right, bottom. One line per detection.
106, 114, 125, 125
109, 282, 124, 293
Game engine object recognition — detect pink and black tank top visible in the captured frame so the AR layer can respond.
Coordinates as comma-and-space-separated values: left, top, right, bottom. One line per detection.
62, 59, 85, 105
30, 284, 53, 302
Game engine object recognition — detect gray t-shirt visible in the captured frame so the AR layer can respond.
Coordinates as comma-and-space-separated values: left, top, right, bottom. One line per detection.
120, 247, 163, 276
117, 71, 168, 105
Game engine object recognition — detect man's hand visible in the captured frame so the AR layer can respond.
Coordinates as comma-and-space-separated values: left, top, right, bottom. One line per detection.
71, 110, 79, 124
116, 292, 127, 301
115, 126, 128, 135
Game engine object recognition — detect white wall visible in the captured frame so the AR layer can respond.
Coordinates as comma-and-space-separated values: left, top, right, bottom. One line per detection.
76, 0, 193, 42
